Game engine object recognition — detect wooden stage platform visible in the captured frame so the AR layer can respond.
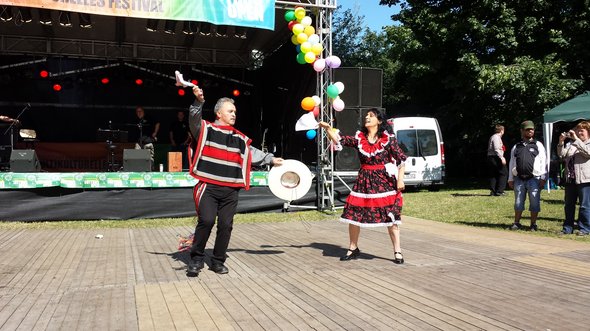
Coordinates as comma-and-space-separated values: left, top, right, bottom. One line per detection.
1, 216, 589, 330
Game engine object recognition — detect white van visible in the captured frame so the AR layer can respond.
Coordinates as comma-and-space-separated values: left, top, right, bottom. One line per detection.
388, 117, 445, 190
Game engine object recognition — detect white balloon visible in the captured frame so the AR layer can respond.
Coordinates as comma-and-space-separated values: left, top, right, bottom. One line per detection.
312, 95, 321, 106
301, 16, 312, 27
307, 34, 320, 45
334, 81, 345, 94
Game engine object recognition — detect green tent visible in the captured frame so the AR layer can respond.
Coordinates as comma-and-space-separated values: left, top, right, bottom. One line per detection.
544, 91, 590, 123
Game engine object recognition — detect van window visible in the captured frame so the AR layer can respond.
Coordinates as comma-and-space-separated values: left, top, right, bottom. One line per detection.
397, 129, 438, 157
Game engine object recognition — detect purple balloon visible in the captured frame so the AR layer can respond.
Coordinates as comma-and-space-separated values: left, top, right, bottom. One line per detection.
330, 56, 341, 69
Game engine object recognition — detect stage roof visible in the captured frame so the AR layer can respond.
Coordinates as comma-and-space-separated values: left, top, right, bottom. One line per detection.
0, 1, 330, 68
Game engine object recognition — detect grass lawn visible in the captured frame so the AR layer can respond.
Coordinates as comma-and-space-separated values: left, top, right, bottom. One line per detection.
0, 177, 588, 242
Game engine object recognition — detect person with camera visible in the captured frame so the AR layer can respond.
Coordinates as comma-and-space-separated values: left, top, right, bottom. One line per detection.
560, 121, 590, 236
558, 127, 579, 234
507, 120, 547, 231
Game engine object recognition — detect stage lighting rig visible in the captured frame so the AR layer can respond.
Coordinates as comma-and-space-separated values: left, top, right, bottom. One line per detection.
59, 11, 72, 27
164, 20, 176, 34
39, 9, 52, 25
0, 6, 12, 22
79, 13, 92, 28
146, 19, 158, 32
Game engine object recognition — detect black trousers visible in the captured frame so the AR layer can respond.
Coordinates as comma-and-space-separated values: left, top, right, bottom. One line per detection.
190, 182, 240, 264
487, 155, 507, 194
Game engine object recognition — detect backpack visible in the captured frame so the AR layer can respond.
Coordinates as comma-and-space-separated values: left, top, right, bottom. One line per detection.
513, 140, 539, 179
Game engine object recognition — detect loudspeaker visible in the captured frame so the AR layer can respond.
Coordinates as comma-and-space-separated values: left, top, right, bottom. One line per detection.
10, 149, 41, 172
123, 149, 152, 171
333, 67, 383, 108
334, 109, 362, 171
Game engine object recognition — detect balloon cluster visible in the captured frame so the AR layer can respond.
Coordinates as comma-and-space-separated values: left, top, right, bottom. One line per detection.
286, 7, 346, 138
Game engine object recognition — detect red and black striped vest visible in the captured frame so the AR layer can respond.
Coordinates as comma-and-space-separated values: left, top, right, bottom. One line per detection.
190, 120, 252, 189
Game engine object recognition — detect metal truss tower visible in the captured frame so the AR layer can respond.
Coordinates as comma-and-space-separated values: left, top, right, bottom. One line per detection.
278, 0, 337, 211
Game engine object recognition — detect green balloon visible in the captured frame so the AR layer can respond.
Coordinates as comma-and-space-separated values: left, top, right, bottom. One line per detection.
326, 84, 339, 98
296, 52, 306, 64
284, 11, 296, 22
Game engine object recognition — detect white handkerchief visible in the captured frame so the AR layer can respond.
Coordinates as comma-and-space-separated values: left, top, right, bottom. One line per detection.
295, 112, 319, 131
175, 70, 195, 88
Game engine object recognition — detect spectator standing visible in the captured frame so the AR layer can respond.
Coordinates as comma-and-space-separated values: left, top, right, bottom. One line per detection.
566, 121, 590, 236
557, 127, 579, 234
507, 120, 547, 231
486, 124, 507, 196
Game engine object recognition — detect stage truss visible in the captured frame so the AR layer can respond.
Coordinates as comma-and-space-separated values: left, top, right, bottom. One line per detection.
277, 1, 337, 211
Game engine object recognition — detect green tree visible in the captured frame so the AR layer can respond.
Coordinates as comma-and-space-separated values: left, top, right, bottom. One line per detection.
378, 0, 587, 176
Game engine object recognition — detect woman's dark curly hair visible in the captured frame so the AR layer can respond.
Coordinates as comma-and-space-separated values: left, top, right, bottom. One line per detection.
360, 108, 389, 137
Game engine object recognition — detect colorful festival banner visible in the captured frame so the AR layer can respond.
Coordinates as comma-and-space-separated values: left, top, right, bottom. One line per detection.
0, 0, 275, 30
0, 171, 269, 189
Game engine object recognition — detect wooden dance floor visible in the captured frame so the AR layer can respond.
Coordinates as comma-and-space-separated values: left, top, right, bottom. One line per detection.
1, 216, 590, 330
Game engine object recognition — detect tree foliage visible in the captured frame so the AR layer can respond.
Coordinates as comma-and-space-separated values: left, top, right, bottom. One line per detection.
365, 0, 590, 176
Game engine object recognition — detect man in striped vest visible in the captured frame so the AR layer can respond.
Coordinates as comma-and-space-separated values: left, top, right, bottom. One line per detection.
187, 85, 283, 276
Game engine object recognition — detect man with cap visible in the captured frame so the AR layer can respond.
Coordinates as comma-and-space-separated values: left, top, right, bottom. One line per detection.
507, 120, 547, 231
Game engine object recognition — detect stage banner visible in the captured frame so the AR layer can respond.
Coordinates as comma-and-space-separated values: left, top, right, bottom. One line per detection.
0, 0, 275, 30
0, 171, 268, 189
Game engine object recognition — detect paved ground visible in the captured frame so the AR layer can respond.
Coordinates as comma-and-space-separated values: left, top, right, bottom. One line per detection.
1, 216, 589, 330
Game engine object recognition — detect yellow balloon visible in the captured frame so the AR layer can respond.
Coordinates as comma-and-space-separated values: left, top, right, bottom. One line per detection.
311, 43, 323, 56
300, 41, 312, 53
304, 25, 315, 36
304, 51, 316, 63
296, 32, 308, 44
294, 7, 306, 20
292, 23, 304, 35
291, 34, 299, 45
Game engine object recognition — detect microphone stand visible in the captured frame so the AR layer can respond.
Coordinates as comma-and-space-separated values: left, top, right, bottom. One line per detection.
3, 103, 30, 150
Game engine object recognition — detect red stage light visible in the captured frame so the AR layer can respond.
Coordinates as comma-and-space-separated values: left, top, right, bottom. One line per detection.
135, 78, 143, 85
53, 84, 62, 91
101, 77, 109, 84
232, 89, 240, 97
178, 89, 185, 96
39, 70, 49, 78
191, 79, 198, 85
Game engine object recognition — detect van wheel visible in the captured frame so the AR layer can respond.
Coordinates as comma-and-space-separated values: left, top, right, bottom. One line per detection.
427, 186, 440, 192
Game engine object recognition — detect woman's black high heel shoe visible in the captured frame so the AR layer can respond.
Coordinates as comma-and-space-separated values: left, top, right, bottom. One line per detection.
340, 248, 360, 261
393, 251, 404, 264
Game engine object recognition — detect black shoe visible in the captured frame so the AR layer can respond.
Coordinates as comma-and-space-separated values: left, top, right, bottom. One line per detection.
494, 192, 507, 196
393, 251, 404, 264
340, 248, 360, 261
187, 259, 204, 277
210, 263, 229, 274
530, 224, 538, 231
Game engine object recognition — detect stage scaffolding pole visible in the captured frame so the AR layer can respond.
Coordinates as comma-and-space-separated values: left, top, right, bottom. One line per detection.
316, 1, 336, 211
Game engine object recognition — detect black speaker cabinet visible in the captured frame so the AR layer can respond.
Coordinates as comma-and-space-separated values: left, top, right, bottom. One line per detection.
334, 109, 361, 171
10, 149, 41, 172
123, 149, 152, 171
333, 67, 383, 108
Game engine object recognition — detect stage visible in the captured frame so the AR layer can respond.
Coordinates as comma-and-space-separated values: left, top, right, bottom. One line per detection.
0, 171, 356, 221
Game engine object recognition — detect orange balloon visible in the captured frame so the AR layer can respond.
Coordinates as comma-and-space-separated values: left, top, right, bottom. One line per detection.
301, 97, 315, 111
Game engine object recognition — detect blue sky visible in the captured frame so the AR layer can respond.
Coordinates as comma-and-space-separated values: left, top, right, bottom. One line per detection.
336, 0, 401, 31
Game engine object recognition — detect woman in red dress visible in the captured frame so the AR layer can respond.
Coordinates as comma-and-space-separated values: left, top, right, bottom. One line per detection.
320, 108, 407, 263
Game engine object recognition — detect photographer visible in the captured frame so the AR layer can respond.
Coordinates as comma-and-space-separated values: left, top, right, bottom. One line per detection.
560, 122, 590, 236
558, 129, 578, 234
